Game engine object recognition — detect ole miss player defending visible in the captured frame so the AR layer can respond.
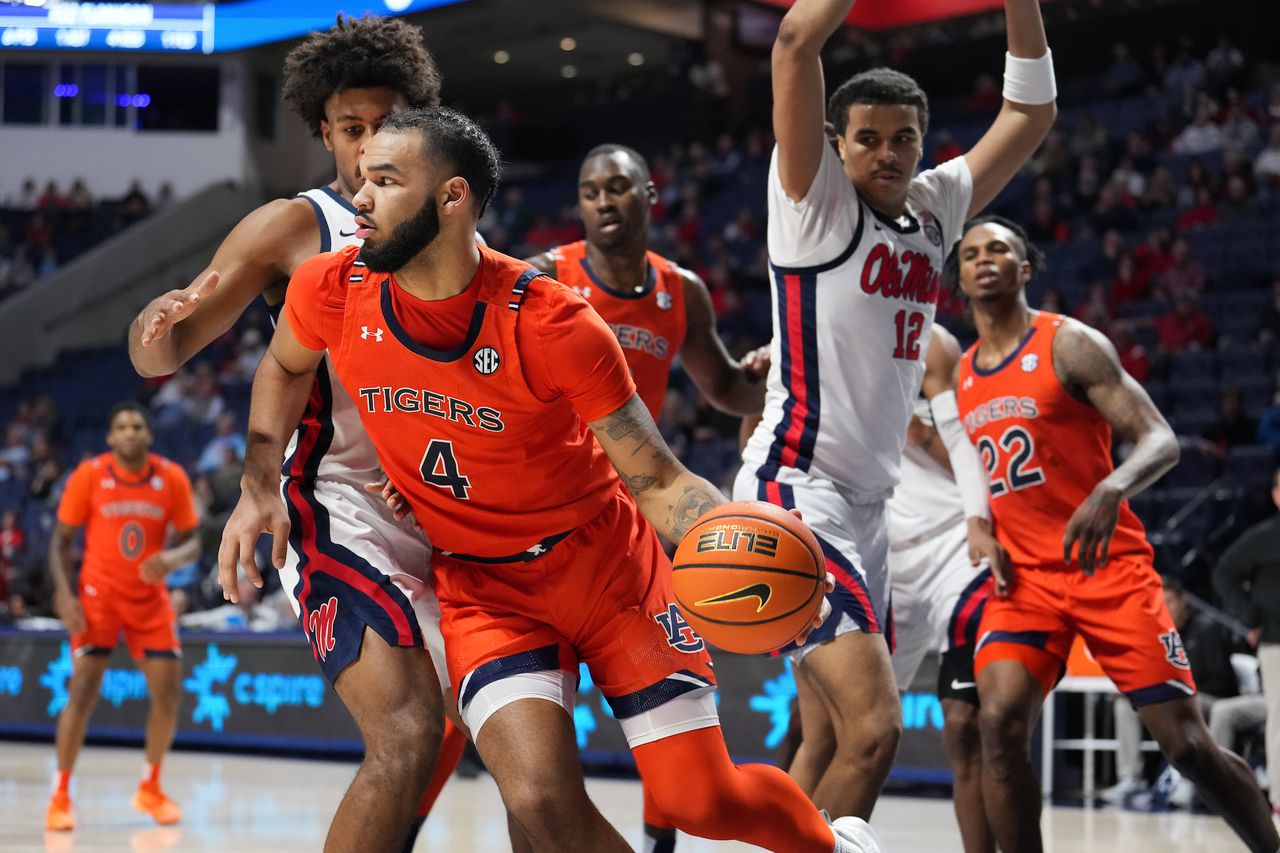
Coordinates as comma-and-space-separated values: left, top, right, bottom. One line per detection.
126, 18, 462, 851
220, 107, 881, 853
46, 403, 199, 831
955, 215, 1280, 853
526, 144, 767, 423
740, 0, 1055, 819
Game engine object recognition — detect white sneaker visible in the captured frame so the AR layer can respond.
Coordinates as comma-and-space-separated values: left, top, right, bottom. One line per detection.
1169, 776, 1195, 809
831, 816, 883, 853
1099, 777, 1147, 805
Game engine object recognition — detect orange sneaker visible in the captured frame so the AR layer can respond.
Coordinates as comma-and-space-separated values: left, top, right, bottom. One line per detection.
45, 791, 74, 831
132, 781, 181, 826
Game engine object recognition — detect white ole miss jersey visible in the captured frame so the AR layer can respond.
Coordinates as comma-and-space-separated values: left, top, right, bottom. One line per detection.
888, 401, 966, 554
281, 187, 381, 483
743, 144, 973, 502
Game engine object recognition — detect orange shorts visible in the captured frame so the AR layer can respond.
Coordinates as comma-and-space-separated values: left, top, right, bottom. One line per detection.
72, 581, 179, 660
974, 557, 1196, 707
433, 488, 717, 741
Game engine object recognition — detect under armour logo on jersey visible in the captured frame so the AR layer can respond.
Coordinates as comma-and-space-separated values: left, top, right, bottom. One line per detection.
361, 326, 384, 342
654, 603, 706, 653
473, 347, 500, 375
572, 285, 592, 300
656, 291, 673, 310
101, 478, 116, 489
151, 476, 164, 491
308, 597, 338, 662
1159, 631, 1191, 670
526, 543, 547, 557
1021, 353, 1039, 373
963, 376, 974, 390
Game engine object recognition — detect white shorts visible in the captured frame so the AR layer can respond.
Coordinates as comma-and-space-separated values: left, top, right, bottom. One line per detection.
889, 520, 994, 690
278, 475, 448, 689
733, 464, 890, 665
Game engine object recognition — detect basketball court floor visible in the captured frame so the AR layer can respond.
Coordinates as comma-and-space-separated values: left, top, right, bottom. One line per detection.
0, 742, 1249, 852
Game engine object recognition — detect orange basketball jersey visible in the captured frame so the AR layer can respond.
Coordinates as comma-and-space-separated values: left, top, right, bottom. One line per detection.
550, 241, 687, 419
56, 452, 198, 596
323, 246, 626, 558
957, 312, 1153, 569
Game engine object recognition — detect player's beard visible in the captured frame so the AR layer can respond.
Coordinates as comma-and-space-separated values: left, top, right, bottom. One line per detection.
359, 198, 441, 273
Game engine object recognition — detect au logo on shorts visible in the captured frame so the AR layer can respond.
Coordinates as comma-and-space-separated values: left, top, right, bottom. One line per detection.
474, 347, 500, 375
654, 603, 705, 653
1159, 630, 1191, 670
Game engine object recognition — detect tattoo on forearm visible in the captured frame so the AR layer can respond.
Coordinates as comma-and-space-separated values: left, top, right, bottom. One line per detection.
669, 485, 719, 541
624, 474, 658, 494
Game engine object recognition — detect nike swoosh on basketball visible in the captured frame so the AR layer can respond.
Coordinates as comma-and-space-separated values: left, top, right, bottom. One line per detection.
339, 229, 357, 237
950, 679, 976, 690
696, 583, 773, 613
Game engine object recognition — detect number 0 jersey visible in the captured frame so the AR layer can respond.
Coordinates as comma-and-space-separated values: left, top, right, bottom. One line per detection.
742, 143, 973, 501
55, 452, 198, 597
957, 311, 1153, 569
284, 244, 636, 558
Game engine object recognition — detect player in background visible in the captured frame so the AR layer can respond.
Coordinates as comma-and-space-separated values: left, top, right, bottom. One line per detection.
221, 106, 882, 853
46, 403, 199, 831
954, 215, 1280, 853
526, 144, 766, 422
887, 326, 999, 853
527, 143, 768, 853
742, 0, 1054, 819
125, 17, 462, 852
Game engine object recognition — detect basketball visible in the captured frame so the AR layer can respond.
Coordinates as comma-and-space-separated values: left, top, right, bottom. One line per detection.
672, 501, 825, 655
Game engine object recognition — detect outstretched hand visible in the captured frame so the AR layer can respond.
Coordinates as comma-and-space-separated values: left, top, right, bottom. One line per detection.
139, 270, 220, 347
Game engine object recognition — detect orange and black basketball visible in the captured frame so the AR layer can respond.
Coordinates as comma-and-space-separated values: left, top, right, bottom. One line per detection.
672, 501, 825, 655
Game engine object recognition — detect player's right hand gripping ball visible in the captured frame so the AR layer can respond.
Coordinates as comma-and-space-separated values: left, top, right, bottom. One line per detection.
673, 501, 825, 654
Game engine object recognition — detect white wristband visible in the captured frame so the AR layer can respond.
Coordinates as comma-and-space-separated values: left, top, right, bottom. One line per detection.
1002, 49, 1056, 106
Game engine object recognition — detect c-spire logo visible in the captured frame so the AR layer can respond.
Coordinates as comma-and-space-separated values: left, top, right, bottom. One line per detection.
184, 644, 238, 732
361, 326, 384, 342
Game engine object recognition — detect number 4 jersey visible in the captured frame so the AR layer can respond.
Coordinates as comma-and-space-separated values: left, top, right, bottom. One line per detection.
743, 143, 973, 501
957, 311, 1153, 569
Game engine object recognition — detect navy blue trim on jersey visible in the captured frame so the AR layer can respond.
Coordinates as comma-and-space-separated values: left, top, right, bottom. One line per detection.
104, 463, 157, 488
281, 365, 425, 684
459, 644, 563, 711
318, 186, 359, 215
1128, 680, 1196, 708
605, 669, 714, 719
975, 628, 1051, 654
143, 648, 180, 659
869, 204, 920, 235
79, 646, 113, 657
507, 267, 544, 311
756, 267, 822, 480
380, 280, 488, 363
766, 205, 864, 275
970, 326, 1039, 377
299, 195, 332, 253
947, 568, 993, 651
437, 528, 573, 564
578, 256, 656, 299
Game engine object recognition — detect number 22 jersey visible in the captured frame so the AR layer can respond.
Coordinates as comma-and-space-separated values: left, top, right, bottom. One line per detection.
957, 311, 1153, 570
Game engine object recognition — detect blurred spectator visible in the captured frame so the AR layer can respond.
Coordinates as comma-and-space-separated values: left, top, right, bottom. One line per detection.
1155, 238, 1207, 299
117, 179, 152, 229
496, 187, 533, 242
155, 182, 175, 211
1267, 82, 1280, 125
3, 247, 35, 294
1092, 185, 1139, 233
1253, 127, 1280, 187
1134, 227, 1175, 282
197, 413, 246, 474
1030, 130, 1070, 180
1038, 286, 1067, 313
1101, 43, 1145, 96
1206, 37, 1246, 92
1070, 116, 1109, 160
1202, 387, 1258, 454
1143, 167, 1178, 210
0, 509, 24, 575
1173, 107, 1226, 155
931, 130, 964, 166
1110, 321, 1150, 383
36, 180, 66, 214
0, 423, 31, 474
966, 72, 1001, 112
1110, 156, 1146, 201
63, 179, 93, 235
1177, 160, 1213, 210
1220, 175, 1259, 222
1028, 201, 1069, 244
23, 213, 54, 252
37, 247, 58, 279
187, 362, 226, 425
9, 178, 38, 211
221, 327, 266, 385
1155, 294, 1214, 353
1075, 280, 1114, 328
1163, 47, 1206, 98
1111, 253, 1150, 305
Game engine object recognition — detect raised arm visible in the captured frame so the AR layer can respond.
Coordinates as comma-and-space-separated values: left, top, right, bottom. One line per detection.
1054, 321, 1180, 572
128, 198, 318, 378
772, 0, 856, 202
590, 395, 725, 543
217, 312, 325, 601
678, 270, 766, 417
962, 0, 1058, 217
